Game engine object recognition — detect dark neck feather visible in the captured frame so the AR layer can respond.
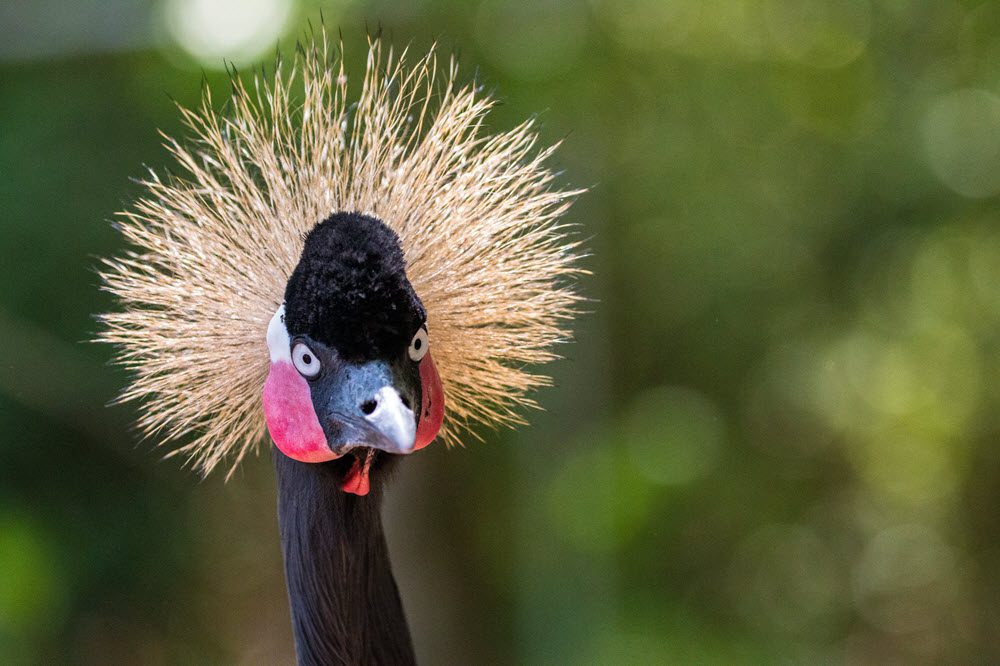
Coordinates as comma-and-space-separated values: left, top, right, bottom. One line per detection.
274, 450, 415, 666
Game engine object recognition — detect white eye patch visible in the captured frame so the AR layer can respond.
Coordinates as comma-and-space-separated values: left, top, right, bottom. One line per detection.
408, 326, 429, 362
268, 304, 322, 378
266, 304, 292, 363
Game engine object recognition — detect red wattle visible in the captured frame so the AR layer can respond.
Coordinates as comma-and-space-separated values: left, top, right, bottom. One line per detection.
341, 454, 372, 496
263, 361, 338, 463
414, 351, 444, 450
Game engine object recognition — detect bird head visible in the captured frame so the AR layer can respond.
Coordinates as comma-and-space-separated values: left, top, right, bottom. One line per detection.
99, 36, 583, 483
262, 213, 444, 495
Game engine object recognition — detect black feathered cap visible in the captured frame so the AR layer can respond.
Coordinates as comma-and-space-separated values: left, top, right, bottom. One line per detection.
283, 212, 425, 362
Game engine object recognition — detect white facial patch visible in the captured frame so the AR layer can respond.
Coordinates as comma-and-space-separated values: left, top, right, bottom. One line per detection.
266, 304, 292, 363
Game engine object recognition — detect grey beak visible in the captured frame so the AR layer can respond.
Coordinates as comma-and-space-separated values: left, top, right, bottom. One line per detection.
311, 358, 420, 456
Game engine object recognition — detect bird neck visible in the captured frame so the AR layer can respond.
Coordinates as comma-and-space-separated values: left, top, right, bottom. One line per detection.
274, 450, 415, 666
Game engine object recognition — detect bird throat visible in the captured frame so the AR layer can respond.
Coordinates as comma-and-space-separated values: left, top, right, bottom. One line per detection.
341, 448, 376, 496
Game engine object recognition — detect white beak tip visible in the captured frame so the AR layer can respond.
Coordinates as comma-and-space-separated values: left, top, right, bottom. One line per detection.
363, 386, 417, 453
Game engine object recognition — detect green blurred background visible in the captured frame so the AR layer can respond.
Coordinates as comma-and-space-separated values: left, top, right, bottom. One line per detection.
3, 0, 1000, 663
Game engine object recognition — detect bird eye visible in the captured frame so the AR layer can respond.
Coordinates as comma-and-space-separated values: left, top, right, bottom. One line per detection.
292, 342, 321, 378
408, 326, 429, 362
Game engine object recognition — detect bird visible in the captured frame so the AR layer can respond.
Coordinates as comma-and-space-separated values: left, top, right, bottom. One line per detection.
99, 30, 582, 665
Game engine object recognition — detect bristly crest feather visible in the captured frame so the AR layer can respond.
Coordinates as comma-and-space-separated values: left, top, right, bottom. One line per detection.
99, 31, 585, 477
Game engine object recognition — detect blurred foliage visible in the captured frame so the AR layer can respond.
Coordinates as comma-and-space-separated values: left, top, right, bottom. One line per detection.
3, 0, 1000, 663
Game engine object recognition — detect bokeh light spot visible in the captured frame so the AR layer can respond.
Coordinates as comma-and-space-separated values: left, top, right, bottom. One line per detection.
596, 0, 702, 53
728, 524, 842, 633
853, 524, 958, 633
922, 88, 1000, 198
162, 0, 294, 67
849, 428, 960, 510
764, 0, 871, 69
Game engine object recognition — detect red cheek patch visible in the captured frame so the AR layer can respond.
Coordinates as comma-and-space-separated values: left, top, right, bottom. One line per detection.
263, 361, 338, 463
414, 352, 445, 450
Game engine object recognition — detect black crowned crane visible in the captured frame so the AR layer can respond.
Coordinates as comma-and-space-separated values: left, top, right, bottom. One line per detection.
100, 33, 582, 665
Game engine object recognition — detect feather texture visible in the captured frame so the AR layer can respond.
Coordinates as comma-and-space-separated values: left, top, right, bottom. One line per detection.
99, 32, 584, 476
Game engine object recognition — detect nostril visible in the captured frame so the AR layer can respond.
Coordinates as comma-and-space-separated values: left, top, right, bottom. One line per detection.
360, 399, 378, 416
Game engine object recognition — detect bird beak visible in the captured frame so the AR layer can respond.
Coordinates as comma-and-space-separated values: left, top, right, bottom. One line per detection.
360, 386, 417, 453
312, 359, 420, 457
